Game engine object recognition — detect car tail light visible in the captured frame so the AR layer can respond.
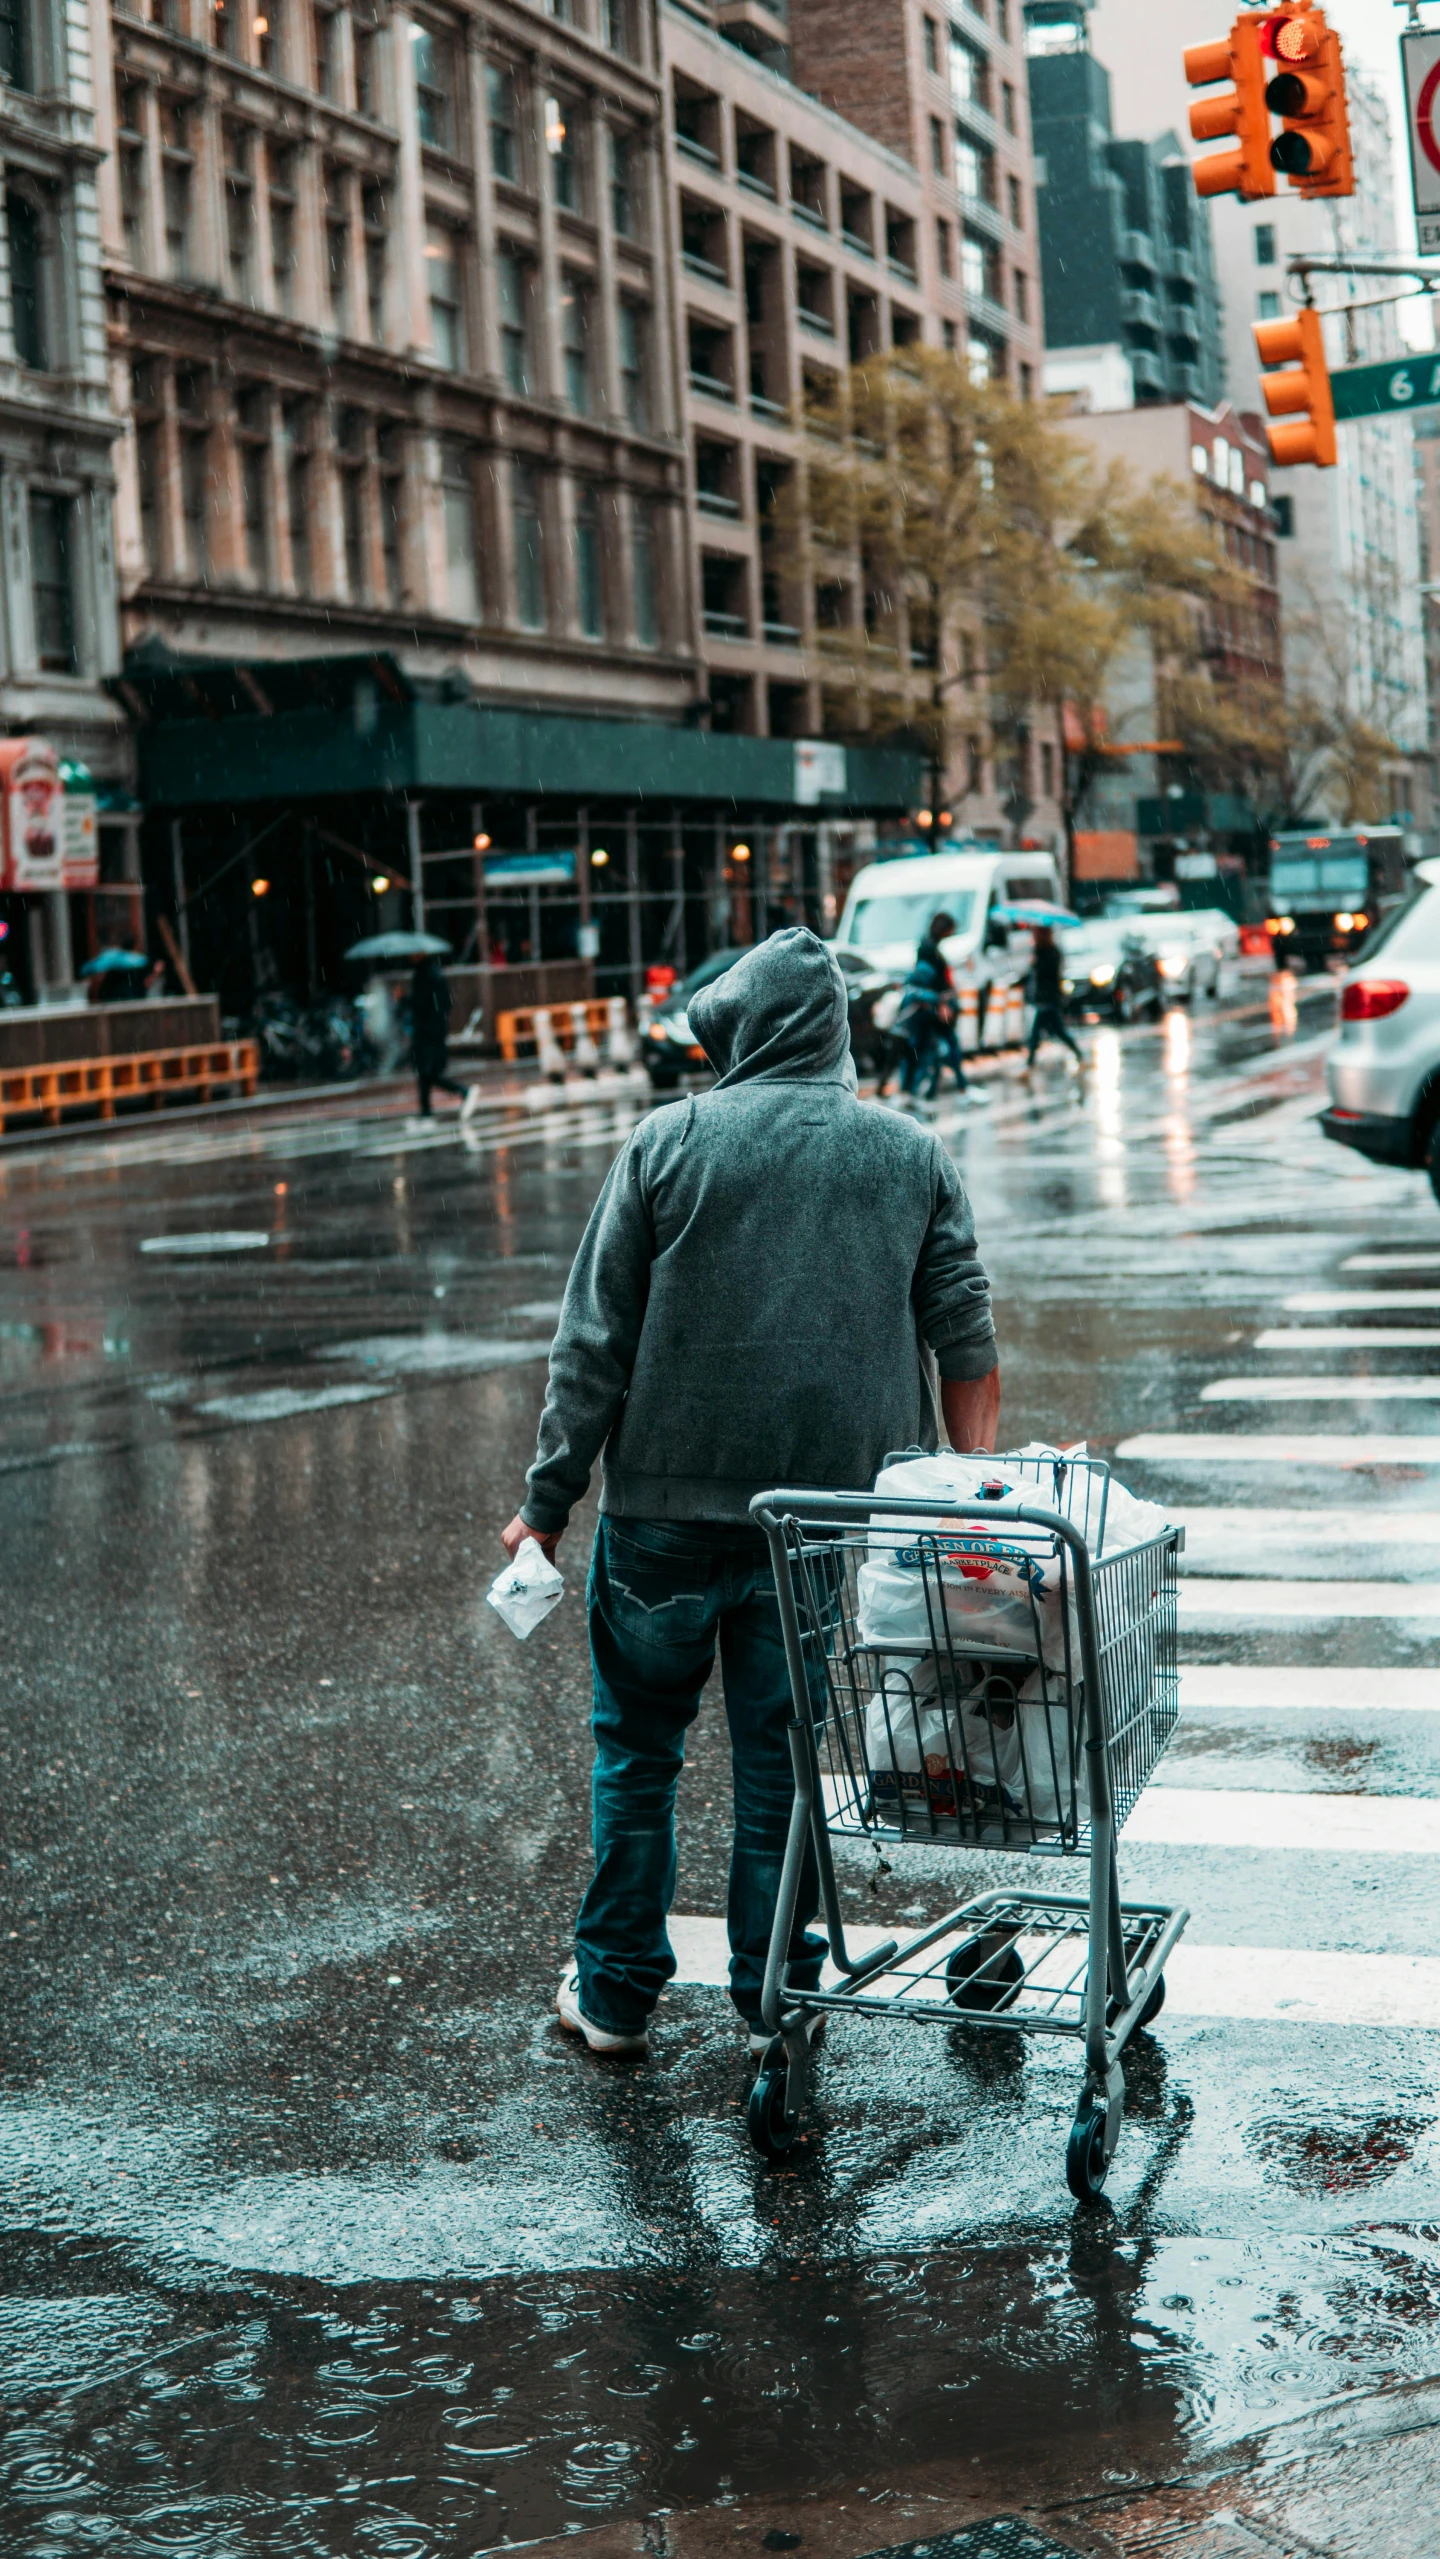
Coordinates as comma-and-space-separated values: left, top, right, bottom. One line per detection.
1340, 979, 1409, 1022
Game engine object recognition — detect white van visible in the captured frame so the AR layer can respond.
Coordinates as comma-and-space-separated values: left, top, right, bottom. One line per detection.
834, 846, 1065, 986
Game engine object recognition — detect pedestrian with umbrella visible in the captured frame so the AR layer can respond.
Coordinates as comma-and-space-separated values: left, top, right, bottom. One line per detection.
81, 946, 150, 1004
1026, 923, 1084, 1071
343, 929, 471, 1117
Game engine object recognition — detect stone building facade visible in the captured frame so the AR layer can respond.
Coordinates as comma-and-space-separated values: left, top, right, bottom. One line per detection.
1, 0, 128, 988
96, 0, 697, 710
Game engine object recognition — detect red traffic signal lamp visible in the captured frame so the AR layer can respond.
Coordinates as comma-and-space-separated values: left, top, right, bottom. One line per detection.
1253, 306, 1336, 467
1185, 13, 1273, 198
1265, 6, 1353, 197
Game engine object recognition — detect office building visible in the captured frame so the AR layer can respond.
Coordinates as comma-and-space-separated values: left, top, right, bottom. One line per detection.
1025, 3, 1224, 410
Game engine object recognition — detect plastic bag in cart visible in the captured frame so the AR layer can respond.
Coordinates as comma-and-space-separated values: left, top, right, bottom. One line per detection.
859, 1454, 1080, 1669
863, 1660, 1020, 1821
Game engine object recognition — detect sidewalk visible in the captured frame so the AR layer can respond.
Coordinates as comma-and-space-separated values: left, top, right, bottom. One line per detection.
508, 2368, 1440, 2558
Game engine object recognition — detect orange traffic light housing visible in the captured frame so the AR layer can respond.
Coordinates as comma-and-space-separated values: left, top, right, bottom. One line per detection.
1185, 13, 1274, 199
1253, 306, 1336, 467
1264, 7, 1353, 197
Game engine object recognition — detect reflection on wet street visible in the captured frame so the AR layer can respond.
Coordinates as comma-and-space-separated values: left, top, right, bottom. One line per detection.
5, 979, 1440, 2552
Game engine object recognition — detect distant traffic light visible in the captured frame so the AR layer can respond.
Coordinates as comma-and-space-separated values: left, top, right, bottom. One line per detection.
1265, 7, 1353, 198
1253, 306, 1337, 467
1185, 13, 1274, 199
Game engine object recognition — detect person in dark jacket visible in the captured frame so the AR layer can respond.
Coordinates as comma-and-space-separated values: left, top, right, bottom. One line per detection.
884, 911, 973, 1104
502, 928, 1000, 2060
1026, 926, 1083, 1067
410, 954, 466, 1115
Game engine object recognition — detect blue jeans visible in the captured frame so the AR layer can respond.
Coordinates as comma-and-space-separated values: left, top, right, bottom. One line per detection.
575, 1518, 827, 2035
1028, 1002, 1081, 1062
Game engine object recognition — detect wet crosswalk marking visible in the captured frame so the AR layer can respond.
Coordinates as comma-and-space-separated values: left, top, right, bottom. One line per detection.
1180, 1580, 1440, 1622
666, 1916, 1440, 2031
1254, 1326, 1440, 1349
1284, 1288, 1440, 1311
1119, 1433, 1440, 1462
1127, 1787, 1440, 1855
1177, 1665, 1438, 1711
1182, 1507, 1440, 1553
1199, 1376, 1440, 1402
1343, 1252, 1440, 1272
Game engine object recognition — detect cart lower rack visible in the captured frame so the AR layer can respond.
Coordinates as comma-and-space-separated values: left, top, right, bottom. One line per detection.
748, 1454, 1188, 2197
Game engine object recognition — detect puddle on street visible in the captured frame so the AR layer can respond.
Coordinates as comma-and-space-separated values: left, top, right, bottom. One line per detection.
5, 2221, 1440, 2553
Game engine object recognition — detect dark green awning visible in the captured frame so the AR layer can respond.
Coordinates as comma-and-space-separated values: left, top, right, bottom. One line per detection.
116, 652, 923, 816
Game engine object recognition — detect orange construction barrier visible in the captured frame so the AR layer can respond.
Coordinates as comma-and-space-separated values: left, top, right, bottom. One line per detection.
0, 1038, 259, 1133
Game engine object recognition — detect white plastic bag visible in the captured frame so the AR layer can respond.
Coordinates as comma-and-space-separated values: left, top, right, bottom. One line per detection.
860, 1454, 1079, 1669
486, 1538, 564, 1640
864, 1660, 1024, 1821
1015, 1664, 1087, 1828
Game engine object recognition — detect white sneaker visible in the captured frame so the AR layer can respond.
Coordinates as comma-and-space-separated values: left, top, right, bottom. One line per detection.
966, 1086, 992, 1106
460, 1081, 483, 1122
747, 2011, 826, 2060
555, 1966, 649, 2057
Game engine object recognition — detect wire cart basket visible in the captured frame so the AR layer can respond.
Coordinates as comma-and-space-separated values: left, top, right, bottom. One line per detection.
748, 1452, 1188, 2198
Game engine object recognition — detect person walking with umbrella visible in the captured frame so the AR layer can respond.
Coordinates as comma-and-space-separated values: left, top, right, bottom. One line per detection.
410, 950, 466, 1116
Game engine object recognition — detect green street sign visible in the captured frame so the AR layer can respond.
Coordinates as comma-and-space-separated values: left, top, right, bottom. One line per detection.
1330, 355, 1440, 422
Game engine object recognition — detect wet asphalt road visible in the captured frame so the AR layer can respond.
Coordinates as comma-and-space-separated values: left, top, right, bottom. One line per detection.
4, 977, 1440, 2556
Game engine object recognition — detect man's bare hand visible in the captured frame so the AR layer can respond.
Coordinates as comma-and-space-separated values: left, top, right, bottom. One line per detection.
502, 1513, 562, 1564
941, 1365, 1001, 1456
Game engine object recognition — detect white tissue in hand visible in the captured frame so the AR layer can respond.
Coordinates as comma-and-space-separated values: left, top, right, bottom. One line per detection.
487, 1539, 564, 1639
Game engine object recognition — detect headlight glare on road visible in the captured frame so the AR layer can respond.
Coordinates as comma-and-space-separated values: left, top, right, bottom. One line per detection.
1158, 952, 1187, 978
1089, 964, 1116, 986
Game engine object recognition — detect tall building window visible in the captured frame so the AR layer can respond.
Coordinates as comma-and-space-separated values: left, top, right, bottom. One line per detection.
922, 14, 938, 72
618, 300, 647, 428
426, 223, 464, 369
929, 116, 945, 174
0, 0, 32, 90
313, 3, 338, 98
936, 216, 953, 277
949, 30, 989, 112
1013, 266, 1028, 321
1257, 288, 1281, 320
269, 142, 297, 310
236, 385, 270, 582
961, 231, 987, 299
954, 136, 986, 204
324, 162, 350, 331
410, 22, 450, 149
630, 496, 656, 647
497, 248, 531, 392
610, 128, 636, 237
161, 101, 194, 278
30, 493, 75, 671
545, 95, 578, 211
574, 483, 602, 637
176, 369, 210, 580
212, 0, 237, 57
1002, 79, 1016, 133
256, 0, 281, 74
353, 12, 379, 114
281, 399, 310, 590
117, 84, 147, 264
337, 407, 368, 597
7, 193, 44, 367
377, 421, 404, 600
601, 0, 634, 53
1007, 172, 1023, 227
132, 358, 163, 574
511, 459, 544, 628
1255, 223, 1276, 264
224, 121, 255, 299
487, 61, 518, 181
363, 182, 387, 336
560, 274, 589, 412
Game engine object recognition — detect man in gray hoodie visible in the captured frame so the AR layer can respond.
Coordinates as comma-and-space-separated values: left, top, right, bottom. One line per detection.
502, 928, 999, 2058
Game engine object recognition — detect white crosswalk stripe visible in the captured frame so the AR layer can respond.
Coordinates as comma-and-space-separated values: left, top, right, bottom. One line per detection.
1178, 1665, 1438, 1711
1284, 1288, 1440, 1311
1118, 1433, 1440, 1462
1199, 1376, 1440, 1402
1254, 1326, 1440, 1349
1343, 1252, 1440, 1272
666, 1917, 1440, 2031
1180, 1581, 1440, 1623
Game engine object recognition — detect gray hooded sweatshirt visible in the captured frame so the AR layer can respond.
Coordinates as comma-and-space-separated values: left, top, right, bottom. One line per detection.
520, 927, 997, 1535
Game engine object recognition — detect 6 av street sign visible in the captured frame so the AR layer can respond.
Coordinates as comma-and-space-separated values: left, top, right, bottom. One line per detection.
1330, 354, 1440, 422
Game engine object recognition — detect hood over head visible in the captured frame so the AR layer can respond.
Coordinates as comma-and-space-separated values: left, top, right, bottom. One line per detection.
690, 928, 853, 1090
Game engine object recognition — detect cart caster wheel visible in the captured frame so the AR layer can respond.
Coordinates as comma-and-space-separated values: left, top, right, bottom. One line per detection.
1066, 2102, 1110, 2202
748, 2063, 798, 2161
946, 1929, 1024, 2013
1108, 1971, 1166, 2031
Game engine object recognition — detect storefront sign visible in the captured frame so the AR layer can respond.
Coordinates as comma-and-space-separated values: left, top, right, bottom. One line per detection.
794, 741, 847, 805
63, 793, 99, 888
0, 739, 65, 890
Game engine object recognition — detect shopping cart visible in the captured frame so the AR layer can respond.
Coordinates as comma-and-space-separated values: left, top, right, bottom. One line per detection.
747, 1452, 1188, 2199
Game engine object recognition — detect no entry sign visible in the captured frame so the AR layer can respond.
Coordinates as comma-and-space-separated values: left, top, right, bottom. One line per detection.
1403, 27, 1440, 252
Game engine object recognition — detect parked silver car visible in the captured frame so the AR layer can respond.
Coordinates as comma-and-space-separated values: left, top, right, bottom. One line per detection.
1322, 885, 1440, 1200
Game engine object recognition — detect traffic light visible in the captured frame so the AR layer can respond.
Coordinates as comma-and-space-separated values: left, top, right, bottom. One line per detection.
1253, 306, 1336, 467
1184, 14, 1274, 198
1265, 7, 1353, 198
